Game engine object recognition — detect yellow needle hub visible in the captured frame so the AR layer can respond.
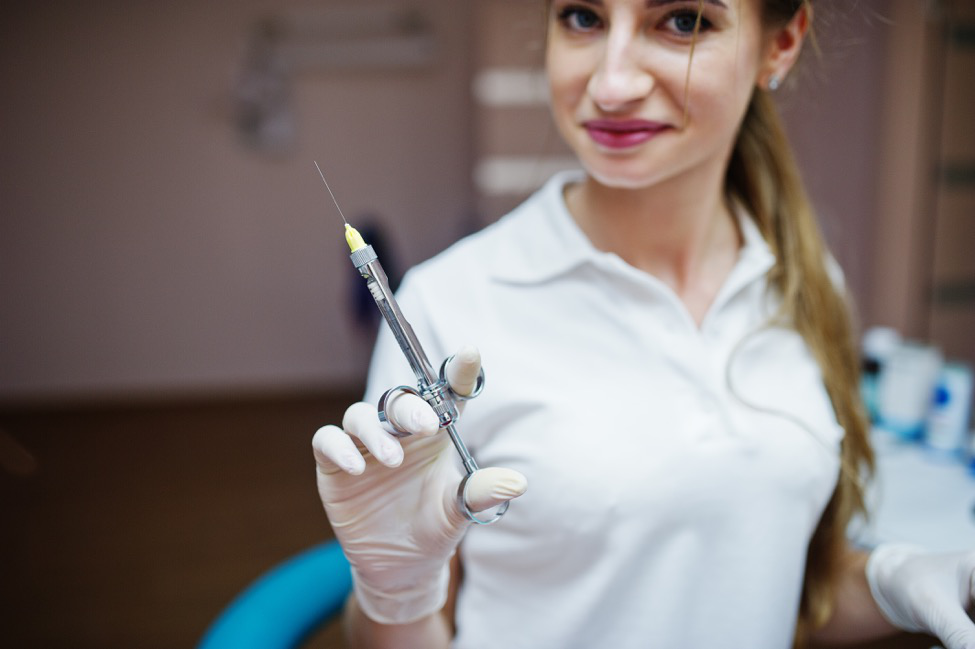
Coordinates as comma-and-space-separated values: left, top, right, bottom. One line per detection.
345, 223, 366, 252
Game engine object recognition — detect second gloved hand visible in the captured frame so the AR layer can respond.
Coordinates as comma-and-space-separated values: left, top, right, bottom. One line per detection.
312, 346, 528, 625
867, 543, 975, 649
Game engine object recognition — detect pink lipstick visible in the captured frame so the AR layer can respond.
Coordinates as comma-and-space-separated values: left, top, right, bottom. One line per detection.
583, 119, 670, 149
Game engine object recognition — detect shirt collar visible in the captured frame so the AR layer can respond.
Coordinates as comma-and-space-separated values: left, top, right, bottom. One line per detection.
487, 170, 611, 284
490, 170, 601, 284
487, 170, 776, 286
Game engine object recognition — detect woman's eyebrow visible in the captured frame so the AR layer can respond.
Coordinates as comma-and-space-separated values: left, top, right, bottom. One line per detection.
646, 0, 728, 8
564, 0, 729, 9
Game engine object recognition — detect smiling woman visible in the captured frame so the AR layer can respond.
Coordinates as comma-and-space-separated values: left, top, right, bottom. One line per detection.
542, 3, 874, 641
546, 0, 768, 191
310, 2, 975, 649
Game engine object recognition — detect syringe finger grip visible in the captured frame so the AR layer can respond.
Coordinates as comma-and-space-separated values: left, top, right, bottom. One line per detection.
423, 390, 458, 427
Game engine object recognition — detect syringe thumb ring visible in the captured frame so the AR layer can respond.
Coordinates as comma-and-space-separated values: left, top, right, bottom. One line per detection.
458, 473, 510, 526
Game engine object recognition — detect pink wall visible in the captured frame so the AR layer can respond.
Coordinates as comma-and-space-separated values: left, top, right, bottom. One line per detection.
776, 1, 889, 326
0, 0, 952, 401
0, 0, 473, 401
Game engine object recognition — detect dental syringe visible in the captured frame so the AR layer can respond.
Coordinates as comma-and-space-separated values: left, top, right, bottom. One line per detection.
315, 163, 506, 525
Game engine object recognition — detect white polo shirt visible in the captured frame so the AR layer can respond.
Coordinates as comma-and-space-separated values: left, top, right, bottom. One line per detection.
365, 171, 843, 649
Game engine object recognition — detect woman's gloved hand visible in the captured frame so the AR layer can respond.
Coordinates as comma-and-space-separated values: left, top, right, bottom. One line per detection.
312, 345, 528, 625
866, 543, 975, 648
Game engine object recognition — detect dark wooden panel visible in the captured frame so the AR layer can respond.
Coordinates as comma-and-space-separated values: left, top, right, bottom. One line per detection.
0, 393, 357, 649
0, 394, 952, 649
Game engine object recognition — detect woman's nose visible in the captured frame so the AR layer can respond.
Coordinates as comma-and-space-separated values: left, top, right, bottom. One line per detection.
587, 31, 653, 111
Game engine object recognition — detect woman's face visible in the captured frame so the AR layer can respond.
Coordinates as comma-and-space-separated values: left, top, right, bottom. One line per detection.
546, 0, 776, 190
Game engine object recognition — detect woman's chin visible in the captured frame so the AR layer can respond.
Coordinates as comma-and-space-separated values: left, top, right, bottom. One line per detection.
583, 163, 660, 191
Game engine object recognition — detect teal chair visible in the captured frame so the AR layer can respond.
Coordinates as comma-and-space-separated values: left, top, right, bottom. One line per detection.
198, 540, 352, 649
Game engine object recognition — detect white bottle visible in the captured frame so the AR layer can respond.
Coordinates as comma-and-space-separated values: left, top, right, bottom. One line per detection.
925, 363, 974, 456
876, 342, 943, 441
861, 327, 901, 423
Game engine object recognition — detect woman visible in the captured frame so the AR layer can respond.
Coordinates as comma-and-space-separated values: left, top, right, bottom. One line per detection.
313, 1, 975, 647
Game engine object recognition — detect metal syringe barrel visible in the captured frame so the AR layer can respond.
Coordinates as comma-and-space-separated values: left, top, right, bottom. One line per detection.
344, 224, 496, 520
350, 243, 460, 428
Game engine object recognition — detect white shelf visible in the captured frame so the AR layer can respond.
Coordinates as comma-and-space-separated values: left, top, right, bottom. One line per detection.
853, 430, 975, 552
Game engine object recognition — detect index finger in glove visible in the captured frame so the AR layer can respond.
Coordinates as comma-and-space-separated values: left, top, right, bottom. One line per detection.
343, 395, 443, 460
445, 344, 482, 397
312, 400, 419, 476
342, 401, 408, 468
312, 424, 366, 476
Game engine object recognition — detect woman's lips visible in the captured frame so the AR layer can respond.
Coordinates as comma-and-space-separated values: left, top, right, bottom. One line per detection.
583, 119, 670, 149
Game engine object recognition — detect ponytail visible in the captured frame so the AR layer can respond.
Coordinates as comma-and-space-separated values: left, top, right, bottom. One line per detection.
727, 91, 874, 646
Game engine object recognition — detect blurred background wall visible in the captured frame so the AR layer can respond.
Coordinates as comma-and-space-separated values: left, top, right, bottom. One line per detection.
1, 0, 972, 402
0, 1, 972, 647
0, 0, 475, 402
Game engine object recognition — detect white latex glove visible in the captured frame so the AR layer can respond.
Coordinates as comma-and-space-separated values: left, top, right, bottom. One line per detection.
312, 346, 528, 625
867, 543, 975, 648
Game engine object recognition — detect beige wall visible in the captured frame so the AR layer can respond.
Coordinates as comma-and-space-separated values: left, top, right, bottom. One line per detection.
1, 0, 968, 402
928, 0, 975, 365
865, 0, 975, 367
776, 1, 889, 323
0, 0, 473, 401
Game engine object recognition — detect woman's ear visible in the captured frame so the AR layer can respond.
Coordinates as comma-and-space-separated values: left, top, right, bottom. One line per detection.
759, 3, 811, 91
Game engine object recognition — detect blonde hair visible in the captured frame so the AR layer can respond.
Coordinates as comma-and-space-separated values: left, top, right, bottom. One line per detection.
726, 3, 874, 643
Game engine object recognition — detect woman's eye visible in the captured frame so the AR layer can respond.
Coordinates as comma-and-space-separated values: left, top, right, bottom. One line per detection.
665, 10, 711, 36
558, 6, 602, 32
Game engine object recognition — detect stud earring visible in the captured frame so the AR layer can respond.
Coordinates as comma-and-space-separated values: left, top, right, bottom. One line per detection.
768, 75, 781, 91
